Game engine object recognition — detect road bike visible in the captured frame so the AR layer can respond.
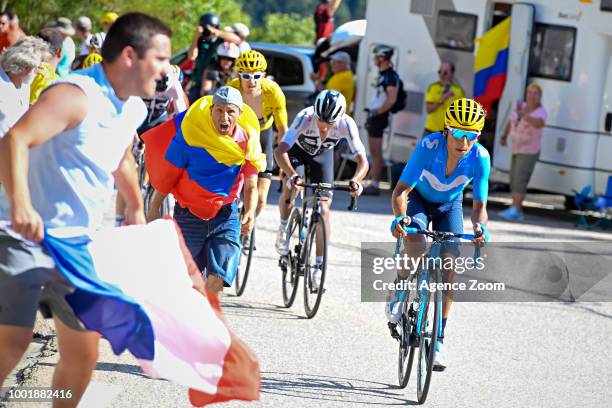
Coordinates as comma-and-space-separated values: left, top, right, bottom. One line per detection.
390, 227, 480, 404
279, 180, 358, 318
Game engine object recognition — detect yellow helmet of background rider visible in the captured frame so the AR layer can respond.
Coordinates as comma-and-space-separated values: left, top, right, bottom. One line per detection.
234, 50, 267, 73
444, 98, 486, 131
83, 52, 103, 69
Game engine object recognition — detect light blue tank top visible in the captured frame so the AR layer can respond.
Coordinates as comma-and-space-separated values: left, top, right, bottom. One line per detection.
1, 64, 146, 237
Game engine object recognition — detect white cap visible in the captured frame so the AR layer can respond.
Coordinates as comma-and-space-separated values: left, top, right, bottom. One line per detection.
330, 51, 351, 64
75, 16, 92, 31
232, 22, 250, 38
213, 86, 243, 110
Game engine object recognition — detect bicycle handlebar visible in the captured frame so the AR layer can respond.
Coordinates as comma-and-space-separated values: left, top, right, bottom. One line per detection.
399, 227, 483, 258
294, 181, 358, 211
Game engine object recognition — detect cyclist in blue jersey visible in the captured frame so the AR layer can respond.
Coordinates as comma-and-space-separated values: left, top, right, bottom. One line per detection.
387, 98, 490, 371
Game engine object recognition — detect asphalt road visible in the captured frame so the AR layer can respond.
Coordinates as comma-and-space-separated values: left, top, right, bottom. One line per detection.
4, 182, 612, 408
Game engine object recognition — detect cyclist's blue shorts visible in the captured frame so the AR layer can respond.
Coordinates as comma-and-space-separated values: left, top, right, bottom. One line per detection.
406, 188, 463, 257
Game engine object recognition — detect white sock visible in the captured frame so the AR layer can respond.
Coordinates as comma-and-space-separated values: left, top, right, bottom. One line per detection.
370, 181, 380, 188
280, 218, 288, 226
316, 256, 324, 266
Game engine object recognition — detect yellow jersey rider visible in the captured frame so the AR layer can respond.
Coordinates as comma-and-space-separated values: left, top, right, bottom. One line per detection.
226, 50, 288, 219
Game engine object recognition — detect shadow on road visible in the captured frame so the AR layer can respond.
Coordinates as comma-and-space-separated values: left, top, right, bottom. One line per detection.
260, 371, 419, 405
40, 362, 149, 379
222, 299, 307, 320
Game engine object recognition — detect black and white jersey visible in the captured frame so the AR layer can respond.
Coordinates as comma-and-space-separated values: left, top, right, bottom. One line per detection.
282, 107, 366, 157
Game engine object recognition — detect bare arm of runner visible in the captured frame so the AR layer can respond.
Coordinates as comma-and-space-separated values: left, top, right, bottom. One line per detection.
113, 147, 146, 226
241, 176, 258, 236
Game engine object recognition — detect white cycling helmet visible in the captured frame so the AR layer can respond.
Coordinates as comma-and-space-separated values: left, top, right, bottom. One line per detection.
217, 42, 240, 60
314, 90, 346, 123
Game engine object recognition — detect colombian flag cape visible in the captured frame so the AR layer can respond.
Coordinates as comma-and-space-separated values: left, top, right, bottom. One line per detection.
473, 17, 511, 112
142, 96, 266, 220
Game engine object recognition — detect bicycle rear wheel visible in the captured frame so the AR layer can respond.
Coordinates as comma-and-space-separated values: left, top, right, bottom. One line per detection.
281, 208, 301, 307
235, 227, 255, 296
416, 269, 441, 404
303, 212, 327, 318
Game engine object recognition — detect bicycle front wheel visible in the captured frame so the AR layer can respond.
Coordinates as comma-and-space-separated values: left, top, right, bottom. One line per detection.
281, 208, 301, 307
303, 212, 327, 319
416, 269, 441, 404
235, 227, 255, 296
398, 299, 416, 388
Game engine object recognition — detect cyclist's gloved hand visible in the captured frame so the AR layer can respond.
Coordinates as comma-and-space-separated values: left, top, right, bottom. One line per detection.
472, 222, 489, 246
286, 174, 302, 190
390, 215, 411, 239
349, 179, 363, 197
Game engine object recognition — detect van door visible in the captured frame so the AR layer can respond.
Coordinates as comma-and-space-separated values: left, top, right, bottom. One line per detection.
595, 45, 612, 195
492, 3, 535, 174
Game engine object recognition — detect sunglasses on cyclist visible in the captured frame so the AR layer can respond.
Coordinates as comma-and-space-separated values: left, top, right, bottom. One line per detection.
240, 72, 264, 80
447, 127, 480, 142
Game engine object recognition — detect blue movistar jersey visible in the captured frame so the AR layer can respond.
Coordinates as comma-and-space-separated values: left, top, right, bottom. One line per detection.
399, 132, 490, 203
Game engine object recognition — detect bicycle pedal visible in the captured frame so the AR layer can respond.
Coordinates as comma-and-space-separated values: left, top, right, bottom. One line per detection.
388, 322, 400, 340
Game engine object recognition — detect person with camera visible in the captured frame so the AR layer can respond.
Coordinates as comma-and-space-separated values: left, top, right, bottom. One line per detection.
187, 12, 241, 103
423, 61, 465, 136
200, 41, 240, 96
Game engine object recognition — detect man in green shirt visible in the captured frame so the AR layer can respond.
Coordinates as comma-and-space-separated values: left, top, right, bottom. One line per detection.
187, 12, 240, 103
423, 61, 465, 135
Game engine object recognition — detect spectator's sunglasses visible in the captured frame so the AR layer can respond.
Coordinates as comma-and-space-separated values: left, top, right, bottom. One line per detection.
447, 127, 480, 142
438, 69, 451, 75
240, 72, 264, 80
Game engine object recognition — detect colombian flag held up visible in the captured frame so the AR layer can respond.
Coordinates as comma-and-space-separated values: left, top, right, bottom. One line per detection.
473, 17, 511, 112
142, 96, 266, 220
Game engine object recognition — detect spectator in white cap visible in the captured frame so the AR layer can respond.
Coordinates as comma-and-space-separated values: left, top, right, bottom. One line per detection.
53, 17, 76, 77
74, 16, 92, 56
316, 50, 354, 111
231, 22, 251, 53
0, 36, 48, 136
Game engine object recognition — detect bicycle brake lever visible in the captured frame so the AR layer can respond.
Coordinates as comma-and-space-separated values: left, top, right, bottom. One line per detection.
348, 196, 357, 211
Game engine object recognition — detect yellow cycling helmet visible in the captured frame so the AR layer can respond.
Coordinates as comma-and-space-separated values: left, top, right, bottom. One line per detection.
445, 98, 486, 131
102, 12, 119, 25
234, 50, 267, 73
83, 52, 103, 69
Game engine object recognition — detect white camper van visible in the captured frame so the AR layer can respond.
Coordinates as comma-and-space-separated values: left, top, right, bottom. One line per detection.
355, 0, 612, 197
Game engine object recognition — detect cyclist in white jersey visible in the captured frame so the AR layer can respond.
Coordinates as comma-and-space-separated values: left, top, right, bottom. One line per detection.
274, 90, 368, 284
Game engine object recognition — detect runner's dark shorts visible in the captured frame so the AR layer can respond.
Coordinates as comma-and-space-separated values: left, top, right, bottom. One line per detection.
366, 112, 389, 139
0, 229, 85, 331
288, 145, 334, 198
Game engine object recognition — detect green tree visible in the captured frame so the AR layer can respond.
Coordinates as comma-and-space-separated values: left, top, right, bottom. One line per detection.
3, 0, 250, 52
251, 13, 314, 45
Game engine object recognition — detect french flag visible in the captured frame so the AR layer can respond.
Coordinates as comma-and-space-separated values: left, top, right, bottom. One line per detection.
473, 17, 511, 112
42, 220, 260, 406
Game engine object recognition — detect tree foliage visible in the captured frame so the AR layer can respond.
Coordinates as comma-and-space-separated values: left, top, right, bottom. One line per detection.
2, 0, 364, 50
250, 13, 314, 45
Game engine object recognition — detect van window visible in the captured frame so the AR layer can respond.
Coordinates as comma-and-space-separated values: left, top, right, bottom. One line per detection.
529, 24, 576, 82
601, 0, 612, 12
435, 11, 478, 52
258, 51, 304, 87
